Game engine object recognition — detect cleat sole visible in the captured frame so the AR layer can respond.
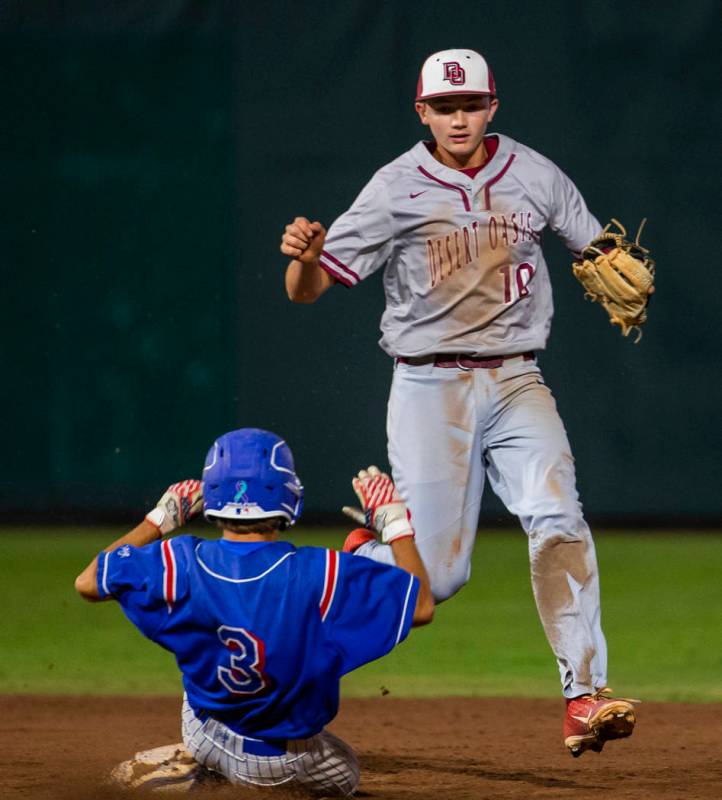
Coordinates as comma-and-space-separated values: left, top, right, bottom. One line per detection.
565, 736, 605, 757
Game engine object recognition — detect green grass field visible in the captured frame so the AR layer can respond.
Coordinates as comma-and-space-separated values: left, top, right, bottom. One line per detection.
1, 527, 720, 702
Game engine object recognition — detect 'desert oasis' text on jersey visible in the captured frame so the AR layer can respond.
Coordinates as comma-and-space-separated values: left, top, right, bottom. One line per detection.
319, 134, 601, 357
96, 537, 418, 740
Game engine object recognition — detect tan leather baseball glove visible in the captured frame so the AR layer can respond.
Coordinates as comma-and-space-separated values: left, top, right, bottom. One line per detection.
572, 219, 655, 342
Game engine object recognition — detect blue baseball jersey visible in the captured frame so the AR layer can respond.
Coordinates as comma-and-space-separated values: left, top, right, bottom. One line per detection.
96, 536, 418, 740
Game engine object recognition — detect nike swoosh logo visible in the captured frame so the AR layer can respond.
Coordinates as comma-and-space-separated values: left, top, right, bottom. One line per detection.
409, 191, 427, 199
570, 714, 590, 724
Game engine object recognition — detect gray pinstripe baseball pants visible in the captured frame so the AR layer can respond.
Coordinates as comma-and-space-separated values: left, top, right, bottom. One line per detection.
181, 697, 359, 796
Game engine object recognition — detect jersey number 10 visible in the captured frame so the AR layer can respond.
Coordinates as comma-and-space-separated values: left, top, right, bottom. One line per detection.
217, 625, 269, 695
499, 262, 535, 304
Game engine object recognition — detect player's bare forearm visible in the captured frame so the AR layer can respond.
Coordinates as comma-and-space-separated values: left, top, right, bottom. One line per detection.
281, 217, 334, 303
285, 259, 335, 303
74, 520, 161, 602
389, 537, 435, 626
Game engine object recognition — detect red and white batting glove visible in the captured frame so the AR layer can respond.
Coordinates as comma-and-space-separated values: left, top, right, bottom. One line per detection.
145, 479, 203, 536
348, 466, 414, 544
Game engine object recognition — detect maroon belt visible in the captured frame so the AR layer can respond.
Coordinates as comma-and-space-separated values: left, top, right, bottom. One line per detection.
397, 352, 535, 369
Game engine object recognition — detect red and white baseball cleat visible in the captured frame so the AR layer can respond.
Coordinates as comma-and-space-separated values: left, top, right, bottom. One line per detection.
342, 528, 376, 554
564, 688, 638, 757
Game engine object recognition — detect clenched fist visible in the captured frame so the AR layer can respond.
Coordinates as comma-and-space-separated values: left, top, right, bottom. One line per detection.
280, 216, 327, 264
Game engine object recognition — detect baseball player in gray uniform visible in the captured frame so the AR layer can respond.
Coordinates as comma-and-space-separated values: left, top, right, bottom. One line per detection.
280, 48, 637, 757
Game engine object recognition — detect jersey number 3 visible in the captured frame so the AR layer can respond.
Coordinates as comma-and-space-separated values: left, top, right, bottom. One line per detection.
217, 625, 269, 695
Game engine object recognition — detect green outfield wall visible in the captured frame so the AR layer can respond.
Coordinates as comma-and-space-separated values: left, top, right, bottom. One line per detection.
2, 1, 720, 520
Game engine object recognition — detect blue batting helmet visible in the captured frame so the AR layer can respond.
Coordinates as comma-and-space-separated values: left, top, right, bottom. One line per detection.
202, 428, 304, 526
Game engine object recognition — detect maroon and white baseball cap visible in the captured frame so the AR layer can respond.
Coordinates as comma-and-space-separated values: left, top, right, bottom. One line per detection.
416, 48, 496, 101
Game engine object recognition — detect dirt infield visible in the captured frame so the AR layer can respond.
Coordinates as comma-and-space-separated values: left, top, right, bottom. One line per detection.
1, 695, 720, 799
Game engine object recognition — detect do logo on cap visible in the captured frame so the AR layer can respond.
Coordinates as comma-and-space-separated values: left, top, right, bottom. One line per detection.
416, 48, 496, 101
443, 62, 466, 86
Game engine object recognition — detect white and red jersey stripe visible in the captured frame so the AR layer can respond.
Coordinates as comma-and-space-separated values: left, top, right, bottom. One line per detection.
161, 538, 178, 613
319, 549, 340, 622
318, 250, 359, 288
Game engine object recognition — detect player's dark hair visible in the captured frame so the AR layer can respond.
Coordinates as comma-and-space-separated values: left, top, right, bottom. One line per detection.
214, 516, 287, 535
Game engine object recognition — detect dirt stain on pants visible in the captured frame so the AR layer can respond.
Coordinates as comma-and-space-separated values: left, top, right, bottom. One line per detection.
529, 530, 607, 695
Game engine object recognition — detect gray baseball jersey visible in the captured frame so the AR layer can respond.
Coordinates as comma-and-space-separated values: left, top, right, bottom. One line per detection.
319, 133, 601, 357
